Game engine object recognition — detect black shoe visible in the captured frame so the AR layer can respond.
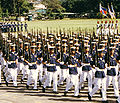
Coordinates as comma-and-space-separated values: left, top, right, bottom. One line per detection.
79, 89, 80, 93
39, 80, 42, 87
88, 93, 92, 101
115, 96, 118, 99
116, 100, 119, 103
100, 90, 102, 97
64, 91, 68, 96
59, 84, 64, 86
102, 100, 108, 103
6, 81, 8, 86
81, 87, 84, 89
26, 84, 29, 89
74, 95, 80, 98
21, 79, 23, 83
3, 73, 6, 81
92, 84, 94, 88
0, 83, 2, 85
42, 87, 45, 93
53, 91, 59, 94
15, 86, 18, 88
46, 86, 52, 88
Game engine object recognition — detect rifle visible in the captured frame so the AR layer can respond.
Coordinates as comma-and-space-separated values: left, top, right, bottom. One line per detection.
81, 32, 84, 63
37, 28, 38, 42
95, 42, 98, 67
93, 27, 96, 39
47, 27, 49, 39
107, 32, 110, 67
60, 28, 63, 62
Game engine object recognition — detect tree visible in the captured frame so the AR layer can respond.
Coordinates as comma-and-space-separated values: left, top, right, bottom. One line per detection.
41, 0, 65, 12
0, 0, 32, 16
61, 0, 120, 14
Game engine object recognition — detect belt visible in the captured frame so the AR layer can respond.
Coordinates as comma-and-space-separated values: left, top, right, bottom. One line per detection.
110, 66, 116, 68
30, 62, 36, 65
47, 64, 56, 66
84, 63, 90, 66
9, 61, 16, 63
98, 69, 105, 71
68, 65, 75, 67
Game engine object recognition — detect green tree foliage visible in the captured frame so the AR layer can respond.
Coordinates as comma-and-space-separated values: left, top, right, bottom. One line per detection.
0, 0, 32, 16
61, 0, 120, 14
41, 0, 65, 12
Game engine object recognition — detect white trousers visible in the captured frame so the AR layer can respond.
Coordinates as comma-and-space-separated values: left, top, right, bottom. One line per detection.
0, 65, 1, 83
1, 57, 6, 73
44, 71, 57, 91
58, 69, 69, 85
90, 77, 107, 101
22, 65, 29, 80
97, 29, 100, 35
79, 70, 92, 92
115, 29, 118, 35
27, 69, 38, 89
92, 69, 96, 85
41, 68, 47, 83
65, 74, 79, 96
6, 68, 17, 86
37, 64, 43, 82
104, 28, 109, 36
117, 96, 120, 103
106, 76, 119, 96
4, 62, 10, 78
77, 67, 82, 76
17, 62, 24, 74
56, 66, 61, 81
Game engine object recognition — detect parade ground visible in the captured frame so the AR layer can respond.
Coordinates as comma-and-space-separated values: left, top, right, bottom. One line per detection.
0, 73, 117, 103
26, 19, 120, 32
0, 19, 119, 103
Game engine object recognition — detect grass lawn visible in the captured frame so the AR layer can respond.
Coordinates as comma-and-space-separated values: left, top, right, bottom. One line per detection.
26, 18, 120, 33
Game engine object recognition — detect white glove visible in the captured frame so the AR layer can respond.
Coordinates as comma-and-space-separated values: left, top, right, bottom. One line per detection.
46, 64, 49, 67
106, 67, 110, 70
105, 63, 107, 68
95, 67, 99, 71
81, 62, 84, 66
28, 63, 32, 66
60, 62, 64, 65
41, 58, 43, 61
21, 58, 24, 61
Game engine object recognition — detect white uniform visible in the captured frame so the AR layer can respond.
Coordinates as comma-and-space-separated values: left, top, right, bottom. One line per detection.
27, 68, 38, 89
106, 65, 119, 97
104, 23, 109, 36
43, 54, 58, 92
65, 63, 79, 96
37, 63, 43, 82
89, 60, 107, 101
6, 51, 18, 86
97, 24, 100, 35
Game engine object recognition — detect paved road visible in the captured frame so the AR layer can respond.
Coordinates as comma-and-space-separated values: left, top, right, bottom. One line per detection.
0, 72, 118, 103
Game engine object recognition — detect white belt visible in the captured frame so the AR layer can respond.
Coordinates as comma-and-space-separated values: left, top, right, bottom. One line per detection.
9, 61, 16, 63
60, 62, 64, 65
31, 62, 36, 65
98, 69, 105, 71
84, 63, 90, 66
46, 64, 56, 66
68, 65, 75, 67
110, 66, 116, 68
95, 67, 105, 71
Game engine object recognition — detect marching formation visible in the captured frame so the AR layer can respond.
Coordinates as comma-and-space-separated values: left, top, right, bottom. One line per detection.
0, 20, 120, 102
0, 22, 28, 33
